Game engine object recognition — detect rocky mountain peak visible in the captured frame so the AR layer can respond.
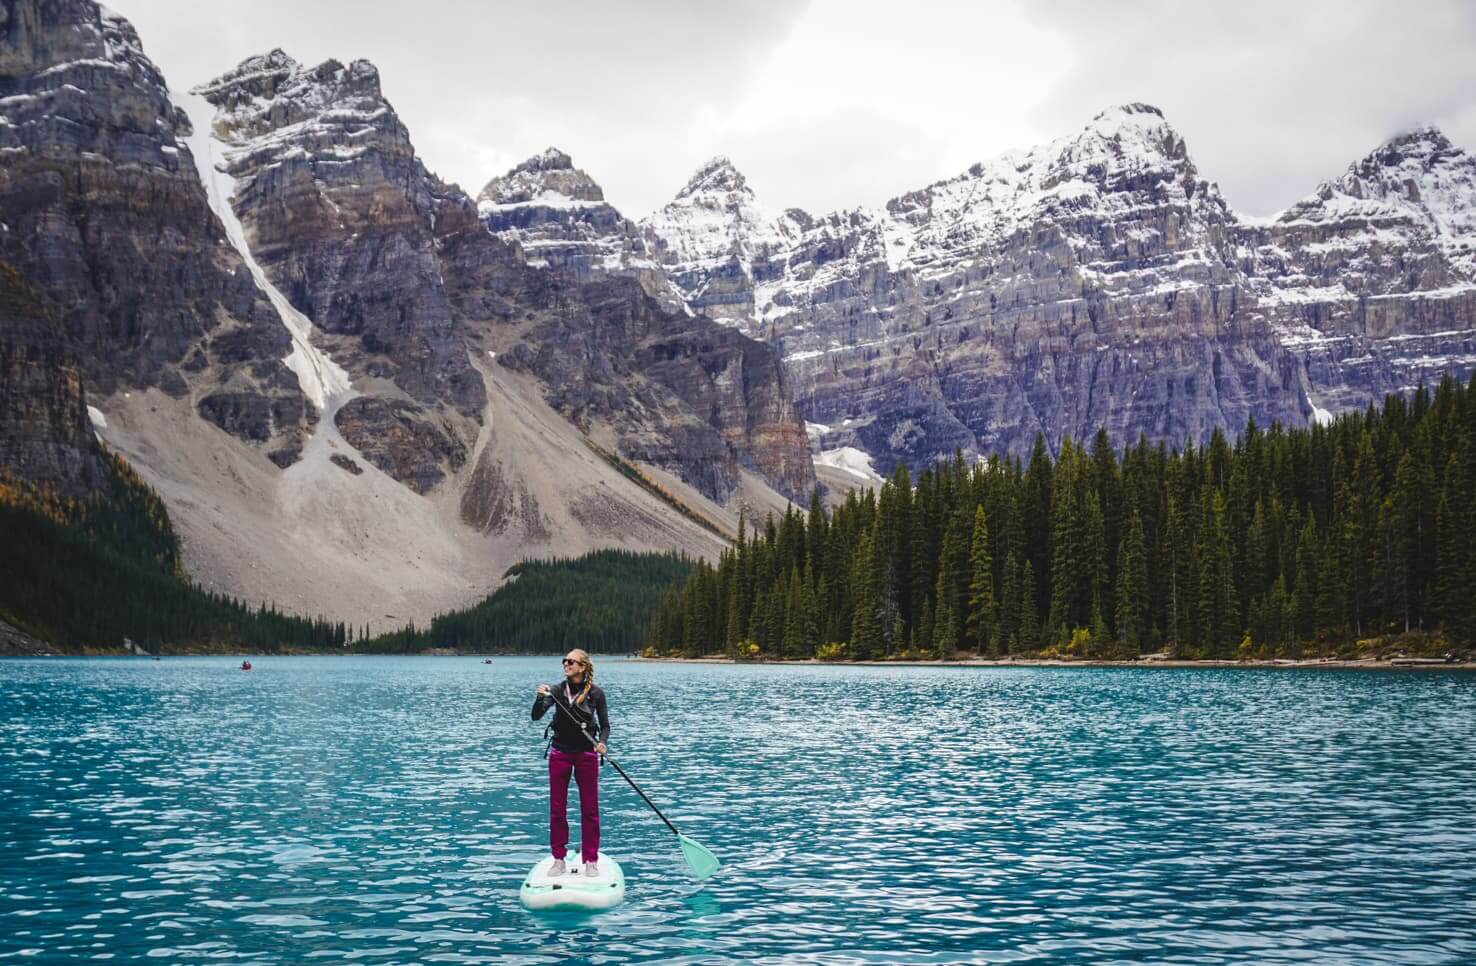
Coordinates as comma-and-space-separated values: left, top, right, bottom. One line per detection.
1346, 126, 1468, 196
1377, 125, 1453, 158
522, 147, 575, 172
0, 0, 310, 462
1296, 125, 1468, 207
1271, 123, 1476, 283
676, 156, 750, 200
478, 148, 605, 205
195, 51, 399, 151
1063, 101, 1194, 174
1, 0, 137, 74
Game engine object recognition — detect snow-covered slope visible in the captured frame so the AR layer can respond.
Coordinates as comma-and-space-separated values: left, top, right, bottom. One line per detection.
173, 90, 352, 412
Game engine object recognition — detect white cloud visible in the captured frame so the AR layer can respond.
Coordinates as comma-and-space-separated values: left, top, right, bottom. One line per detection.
114, 0, 1476, 221
689, 0, 1071, 213
1027, 0, 1476, 216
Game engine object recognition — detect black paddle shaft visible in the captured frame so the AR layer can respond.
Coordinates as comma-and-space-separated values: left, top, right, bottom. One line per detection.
545, 687, 682, 839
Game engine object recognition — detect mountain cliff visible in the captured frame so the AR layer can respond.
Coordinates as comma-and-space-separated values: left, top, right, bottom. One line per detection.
0, 0, 311, 466
638, 106, 1476, 473
0, 260, 107, 498
197, 52, 812, 503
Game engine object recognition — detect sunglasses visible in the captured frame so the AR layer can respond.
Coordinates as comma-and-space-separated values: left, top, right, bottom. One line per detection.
562, 658, 585, 666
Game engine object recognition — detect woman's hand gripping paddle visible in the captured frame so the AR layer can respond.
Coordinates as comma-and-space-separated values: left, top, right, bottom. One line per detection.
546, 686, 721, 881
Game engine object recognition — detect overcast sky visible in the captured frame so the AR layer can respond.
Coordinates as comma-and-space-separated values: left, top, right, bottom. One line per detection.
119, 0, 1476, 219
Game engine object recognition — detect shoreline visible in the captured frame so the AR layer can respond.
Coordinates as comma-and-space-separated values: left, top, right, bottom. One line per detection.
635, 655, 1476, 671
4, 648, 1469, 670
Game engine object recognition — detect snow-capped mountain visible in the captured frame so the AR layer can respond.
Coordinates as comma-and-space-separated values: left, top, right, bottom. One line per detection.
640, 157, 807, 328
1237, 128, 1476, 412
1259, 127, 1476, 289
638, 105, 1476, 472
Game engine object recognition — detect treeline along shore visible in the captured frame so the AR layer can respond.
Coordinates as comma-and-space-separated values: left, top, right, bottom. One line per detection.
646, 375, 1476, 664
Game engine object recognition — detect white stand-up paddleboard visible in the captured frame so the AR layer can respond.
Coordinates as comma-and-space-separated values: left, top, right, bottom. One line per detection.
520, 852, 625, 911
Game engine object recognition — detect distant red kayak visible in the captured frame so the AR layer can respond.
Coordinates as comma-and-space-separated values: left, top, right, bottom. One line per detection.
241, 660, 252, 671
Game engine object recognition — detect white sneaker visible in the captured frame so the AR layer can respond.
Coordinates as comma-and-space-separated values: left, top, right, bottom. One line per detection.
583, 860, 599, 877
549, 859, 567, 876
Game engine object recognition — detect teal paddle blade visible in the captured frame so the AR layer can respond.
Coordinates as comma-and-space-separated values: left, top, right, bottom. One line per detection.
678, 833, 721, 881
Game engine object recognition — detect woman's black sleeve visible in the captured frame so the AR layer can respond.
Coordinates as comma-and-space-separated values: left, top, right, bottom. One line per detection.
532, 693, 552, 721
596, 690, 611, 745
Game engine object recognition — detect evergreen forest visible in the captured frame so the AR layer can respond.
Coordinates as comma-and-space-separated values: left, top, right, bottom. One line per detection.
646, 376, 1476, 661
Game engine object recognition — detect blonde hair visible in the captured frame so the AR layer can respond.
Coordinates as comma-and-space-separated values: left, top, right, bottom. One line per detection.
567, 648, 594, 704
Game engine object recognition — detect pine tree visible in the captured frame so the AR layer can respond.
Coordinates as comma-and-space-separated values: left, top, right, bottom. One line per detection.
1435, 450, 1473, 643
782, 566, 804, 660
932, 567, 958, 659
798, 571, 821, 656
966, 505, 999, 655
1114, 511, 1148, 652
749, 587, 768, 653
724, 585, 741, 657
933, 513, 968, 658
999, 552, 1020, 653
1018, 559, 1040, 651
1197, 489, 1236, 657
914, 597, 934, 655
850, 530, 884, 659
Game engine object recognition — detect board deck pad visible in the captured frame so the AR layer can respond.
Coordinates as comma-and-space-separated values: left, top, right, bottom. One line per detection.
520, 851, 626, 910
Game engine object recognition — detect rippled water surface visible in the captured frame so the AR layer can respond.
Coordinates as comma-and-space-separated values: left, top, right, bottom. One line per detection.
2, 658, 1474, 964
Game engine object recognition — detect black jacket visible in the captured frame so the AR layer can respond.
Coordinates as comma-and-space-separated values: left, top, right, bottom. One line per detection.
532, 682, 610, 753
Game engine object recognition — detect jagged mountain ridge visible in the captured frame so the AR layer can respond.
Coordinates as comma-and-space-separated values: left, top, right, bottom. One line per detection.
197, 49, 814, 503
625, 105, 1476, 472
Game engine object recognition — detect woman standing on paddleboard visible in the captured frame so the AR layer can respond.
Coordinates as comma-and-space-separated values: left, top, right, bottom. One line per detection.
532, 649, 610, 877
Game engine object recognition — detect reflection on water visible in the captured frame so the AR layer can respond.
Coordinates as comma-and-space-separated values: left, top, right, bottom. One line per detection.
1, 657, 1473, 963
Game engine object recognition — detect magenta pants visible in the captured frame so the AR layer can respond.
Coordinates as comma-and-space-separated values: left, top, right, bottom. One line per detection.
548, 748, 600, 861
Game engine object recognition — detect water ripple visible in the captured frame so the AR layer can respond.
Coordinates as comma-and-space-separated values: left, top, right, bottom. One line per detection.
2, 658, 1473, 963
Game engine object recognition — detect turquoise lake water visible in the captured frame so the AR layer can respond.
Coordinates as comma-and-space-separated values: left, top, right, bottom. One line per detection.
1, 657, 1473, 964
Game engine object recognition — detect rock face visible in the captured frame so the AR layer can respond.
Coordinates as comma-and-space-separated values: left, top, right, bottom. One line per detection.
0, 260, 107, 498
642, 105, 1476, 473
478, 148, 682, 310
488, 270, 816, 502
0, 0, 309, 462
193, 51, 485, 487
195, 53, 814, 502
447, 197, 816, 502
1239, 127, 1476, 413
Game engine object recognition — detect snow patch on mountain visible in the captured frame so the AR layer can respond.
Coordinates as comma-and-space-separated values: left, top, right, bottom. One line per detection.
815, 446, 883, 483
174, 90, 352, 411
1275, 127, 1476, 280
